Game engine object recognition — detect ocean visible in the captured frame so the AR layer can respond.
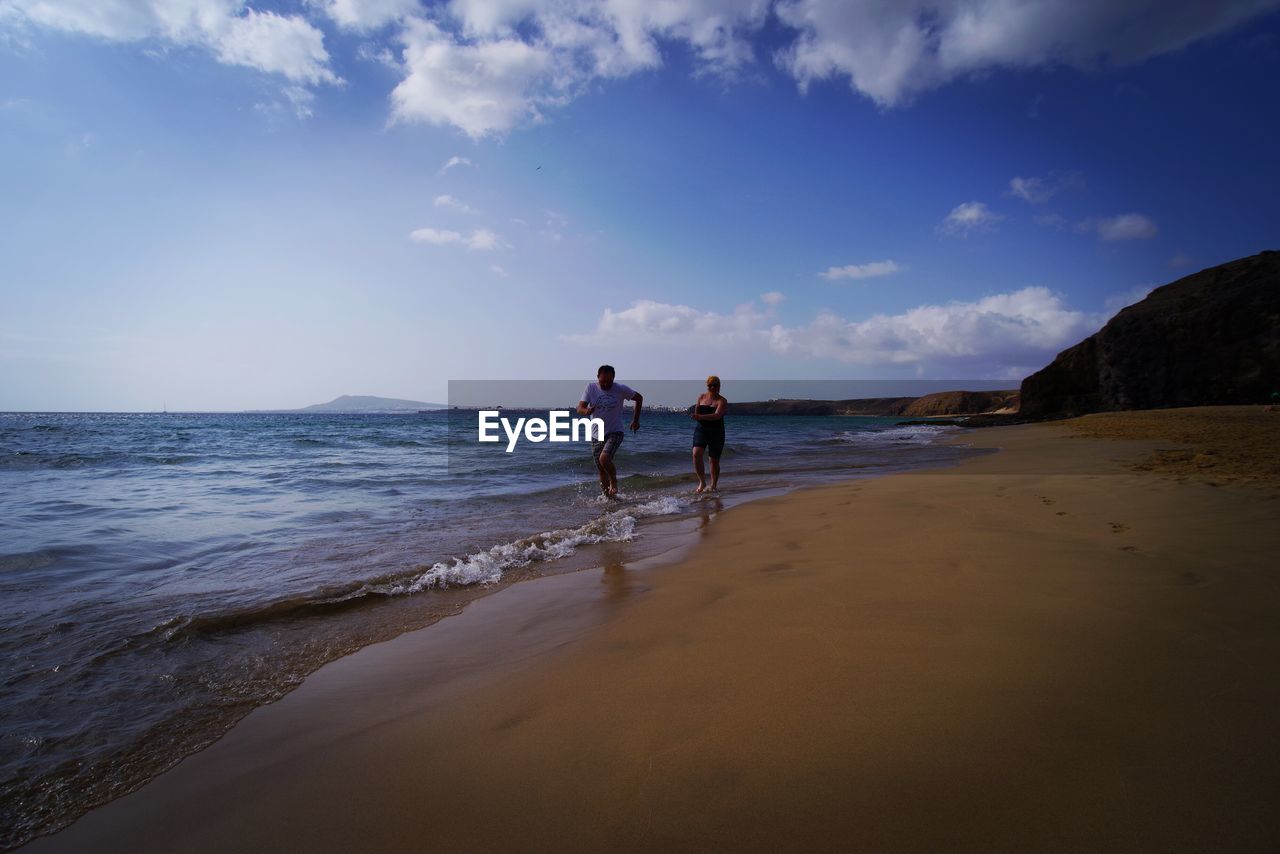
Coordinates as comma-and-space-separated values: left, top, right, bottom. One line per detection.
0, 410, 981, 847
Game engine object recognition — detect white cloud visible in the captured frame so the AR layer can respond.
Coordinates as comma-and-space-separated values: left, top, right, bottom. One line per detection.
1008, 171, 1082, 204
4, 0, 340, 85
282, 85, 316, 118
409, 226, 506, 250
570, 299, 772, 344
940, 201, 1001, 235
8, 0, 1275, 138
388, 0, 770, 137
464, 228, 503, 250
214, 9, 339, 83
1169, 250, 1194, 268
760, 291, 785, 305
433, 194, 478, 214
490, 264, 509, 277
255, 84, 317, 122
821, 259, 901, 280
769, 287, 1099, 367
1087, 213, 1159, 241
391, 18, 556, 138
438, 155, 475, 175
312, 0, 419, 31
409, 226, 463, 245
773, 0, 1278, 107
570, 286, 1104, 374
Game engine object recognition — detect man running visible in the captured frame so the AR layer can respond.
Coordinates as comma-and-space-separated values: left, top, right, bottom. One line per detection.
577, 365, 642, 498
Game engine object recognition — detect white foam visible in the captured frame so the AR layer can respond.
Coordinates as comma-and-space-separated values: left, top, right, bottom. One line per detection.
376, 494, 690, 594
836, 424, 958, 446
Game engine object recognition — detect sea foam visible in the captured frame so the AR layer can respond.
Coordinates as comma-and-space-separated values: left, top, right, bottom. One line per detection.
378, 495, 689, 594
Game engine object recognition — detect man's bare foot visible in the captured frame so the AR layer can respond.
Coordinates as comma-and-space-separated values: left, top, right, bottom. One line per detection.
694, 483, 705, 494
606, 485, 618, 498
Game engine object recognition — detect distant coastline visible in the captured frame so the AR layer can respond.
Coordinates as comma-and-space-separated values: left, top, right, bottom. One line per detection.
245, 394, 448, 414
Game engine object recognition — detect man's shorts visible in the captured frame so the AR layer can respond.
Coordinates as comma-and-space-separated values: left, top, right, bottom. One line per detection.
592, 431, 625, 462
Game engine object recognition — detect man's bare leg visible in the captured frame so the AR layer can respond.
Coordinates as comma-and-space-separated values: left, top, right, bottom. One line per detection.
692, 447, 706, 493
595, 455, 611, 496
709, 456, 720, 492
598, 451, 619, 497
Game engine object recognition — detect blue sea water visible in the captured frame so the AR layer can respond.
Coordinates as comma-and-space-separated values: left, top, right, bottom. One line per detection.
0, 410, 979, 847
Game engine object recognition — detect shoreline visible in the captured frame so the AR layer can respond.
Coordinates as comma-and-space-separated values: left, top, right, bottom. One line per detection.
25, 409, 1280, 852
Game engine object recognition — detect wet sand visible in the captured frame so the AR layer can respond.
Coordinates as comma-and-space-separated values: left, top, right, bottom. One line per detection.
26, 408, 1280, 852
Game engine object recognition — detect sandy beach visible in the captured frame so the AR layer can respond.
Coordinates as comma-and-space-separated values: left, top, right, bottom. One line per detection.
26, 407, 1280, 853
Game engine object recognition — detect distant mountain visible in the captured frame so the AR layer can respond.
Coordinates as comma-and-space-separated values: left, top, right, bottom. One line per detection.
295, 395, 446, 412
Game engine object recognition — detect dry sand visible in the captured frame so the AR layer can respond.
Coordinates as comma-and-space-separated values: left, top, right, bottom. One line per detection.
26, 408, 1280, 853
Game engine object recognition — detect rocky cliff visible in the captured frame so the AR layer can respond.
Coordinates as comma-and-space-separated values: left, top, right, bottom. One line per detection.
900, 390, 1020, 417
1020, 251, 1280, 418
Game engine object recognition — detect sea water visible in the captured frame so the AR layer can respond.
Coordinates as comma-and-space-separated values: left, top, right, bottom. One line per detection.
0, 410, 979, 846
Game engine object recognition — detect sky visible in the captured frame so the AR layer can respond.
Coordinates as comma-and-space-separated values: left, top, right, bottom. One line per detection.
1, 0, 1278, 411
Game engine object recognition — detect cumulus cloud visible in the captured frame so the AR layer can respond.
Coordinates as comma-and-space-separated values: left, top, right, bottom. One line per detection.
1084, 213, 1159, 241
821, 260, 901, 280
7, 1, 1275, 136
940, 201, 1001, 235
491, 263, 509, 277
409, 226, 506, 249
773, 0, 1278, 107
312, 0, 420, 31
770, 287, 1099, 367
570, 286, 1105, 374
390, 18, 557, 137
433, 194, 478, 214
1008, 171, 1083, 204
569, 299, 772, 343
388, 0, 770, 137
3, 0, 340, 85
760, 291, 785, 305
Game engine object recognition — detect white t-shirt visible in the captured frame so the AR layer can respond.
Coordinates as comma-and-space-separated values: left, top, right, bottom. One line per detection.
581, 382, 637, 435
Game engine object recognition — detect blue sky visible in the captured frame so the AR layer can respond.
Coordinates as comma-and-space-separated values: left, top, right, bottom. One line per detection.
1, 0, 1277, 410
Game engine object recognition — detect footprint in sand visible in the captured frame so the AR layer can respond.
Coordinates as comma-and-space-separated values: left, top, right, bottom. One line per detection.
1039, 496, 1056, 506
1055, 511, 1068, 516
1109, 521, 1130, 534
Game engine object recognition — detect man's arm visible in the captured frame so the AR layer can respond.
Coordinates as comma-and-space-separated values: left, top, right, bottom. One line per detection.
629, 392, 643, 431
577, 400, 593, 416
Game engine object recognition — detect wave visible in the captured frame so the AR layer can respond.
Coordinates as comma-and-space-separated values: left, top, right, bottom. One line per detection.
830, 424, 959, 446
137, 496, 689, 644
365, 495, 687, 594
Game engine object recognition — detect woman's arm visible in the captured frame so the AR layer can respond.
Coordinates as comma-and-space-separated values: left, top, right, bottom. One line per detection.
699, 398, 727, 421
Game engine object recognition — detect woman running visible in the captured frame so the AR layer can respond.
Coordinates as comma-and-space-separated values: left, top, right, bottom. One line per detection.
690, 375, 727, 493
